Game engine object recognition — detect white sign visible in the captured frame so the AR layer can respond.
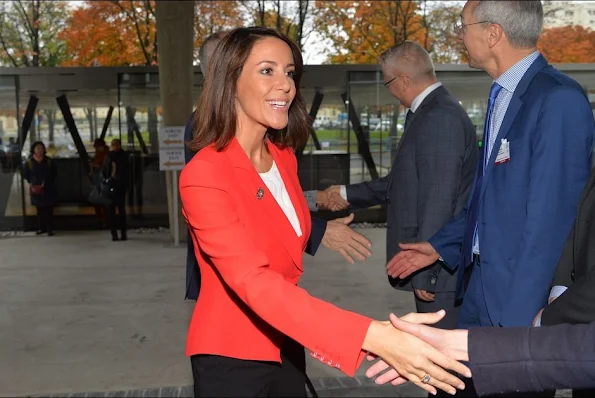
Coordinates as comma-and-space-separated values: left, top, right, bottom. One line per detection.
159, 148, 185, 171
159, 126, 185, 149
159, 125, 185, 171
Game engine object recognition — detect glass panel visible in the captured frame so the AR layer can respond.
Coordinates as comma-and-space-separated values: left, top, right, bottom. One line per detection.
348, 71, 400, 184
16, 81, 120, 228
0, 76, 22, 229
117, 72, 204, 224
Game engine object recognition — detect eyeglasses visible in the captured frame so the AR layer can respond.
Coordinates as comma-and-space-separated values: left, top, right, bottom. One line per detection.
453, 20, 490, 35
384, 76, 398, 86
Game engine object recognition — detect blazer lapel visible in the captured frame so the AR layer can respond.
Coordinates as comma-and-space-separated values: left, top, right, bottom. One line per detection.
225, 138, 304, 270
479, 55, 549, 202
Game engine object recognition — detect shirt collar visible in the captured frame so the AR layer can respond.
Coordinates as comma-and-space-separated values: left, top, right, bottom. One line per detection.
495, 51, 540, 93
410, 82, 442, 113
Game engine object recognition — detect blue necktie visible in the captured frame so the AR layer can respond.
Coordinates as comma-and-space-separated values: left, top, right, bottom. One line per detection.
461, 82, 503, 268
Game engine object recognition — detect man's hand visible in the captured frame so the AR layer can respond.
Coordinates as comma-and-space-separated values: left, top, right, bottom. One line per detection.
366, 311, 470, 387
386, 242, 439, 279
322, 213, 371, 263
533, 308, 544, 327
414, 289, 435, 302
319, 185, 350, 211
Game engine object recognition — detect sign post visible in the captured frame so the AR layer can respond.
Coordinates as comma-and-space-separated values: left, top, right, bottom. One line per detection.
159, 126, 185, 247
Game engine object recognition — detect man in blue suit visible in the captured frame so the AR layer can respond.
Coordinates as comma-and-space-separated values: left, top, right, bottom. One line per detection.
185, 32, 372, 300
387, 0, 593, 330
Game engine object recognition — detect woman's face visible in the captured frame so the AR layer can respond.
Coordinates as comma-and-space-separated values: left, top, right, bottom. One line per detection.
234, 37, 297, 135
33, 144, 44, 157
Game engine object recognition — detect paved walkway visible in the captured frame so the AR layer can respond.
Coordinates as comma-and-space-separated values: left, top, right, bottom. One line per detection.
0, 228, 570, 397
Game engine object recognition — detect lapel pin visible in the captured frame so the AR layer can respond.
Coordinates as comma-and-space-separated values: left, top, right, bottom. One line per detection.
256, 188, 264, 200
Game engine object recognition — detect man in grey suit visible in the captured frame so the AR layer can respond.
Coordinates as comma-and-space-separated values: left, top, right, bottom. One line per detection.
321, 41, 478, 329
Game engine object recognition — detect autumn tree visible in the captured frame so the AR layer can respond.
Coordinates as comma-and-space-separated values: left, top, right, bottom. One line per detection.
422, 2, 465, 64
313, 1, 429, 64
60, 1, 157, 67
0, 0, 70, 144
241, 0, 313, 50
194, 0, 244, 63
538, 25, 595, 63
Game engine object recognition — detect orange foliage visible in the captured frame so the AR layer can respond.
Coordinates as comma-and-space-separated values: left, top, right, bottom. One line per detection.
194, 0, 244, 62
59, 1, 157, 66
538, 25, 595, 63
314, 1, 430, 64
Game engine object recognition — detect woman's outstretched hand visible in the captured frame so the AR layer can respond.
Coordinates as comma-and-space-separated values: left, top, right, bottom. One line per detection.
362, 311, 471, 396
364, 311, 470, 395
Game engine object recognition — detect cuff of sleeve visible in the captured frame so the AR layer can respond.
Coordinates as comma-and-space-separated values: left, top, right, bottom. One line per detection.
340, 185, 347, 201
534, 315, 541, 327
469, 327, 533, 396
549, 285, 568, 302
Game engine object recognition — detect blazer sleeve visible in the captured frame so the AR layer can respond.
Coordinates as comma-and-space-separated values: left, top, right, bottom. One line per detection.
427, 209, 468, 271
499, 86, 594, 327
345, 175, 390, 208
305, 216, 327, 256
411, 109, 471, 289
469, 322, 595, 396
180, 160, 372, 376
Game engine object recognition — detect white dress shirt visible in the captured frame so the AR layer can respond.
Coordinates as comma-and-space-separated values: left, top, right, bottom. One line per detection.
259, 161, 302, 237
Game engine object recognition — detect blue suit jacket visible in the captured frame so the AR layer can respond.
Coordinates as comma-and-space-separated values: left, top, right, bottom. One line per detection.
184, 112, 328, 300
429, 55, 594, 327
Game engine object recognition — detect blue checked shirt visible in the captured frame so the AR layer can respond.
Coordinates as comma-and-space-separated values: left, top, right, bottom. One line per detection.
472, 51, 540, 255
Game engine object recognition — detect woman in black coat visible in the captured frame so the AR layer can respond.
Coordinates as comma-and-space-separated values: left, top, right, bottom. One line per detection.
23, 141, 59, 235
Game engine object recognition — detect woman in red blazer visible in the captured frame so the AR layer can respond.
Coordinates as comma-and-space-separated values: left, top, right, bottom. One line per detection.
180, 27, 470, 397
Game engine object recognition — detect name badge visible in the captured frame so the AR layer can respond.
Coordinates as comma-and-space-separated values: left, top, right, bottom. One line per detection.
495, 139, 510, 164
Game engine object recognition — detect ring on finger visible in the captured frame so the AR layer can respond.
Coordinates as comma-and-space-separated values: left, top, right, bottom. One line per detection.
421, 373, 431, 384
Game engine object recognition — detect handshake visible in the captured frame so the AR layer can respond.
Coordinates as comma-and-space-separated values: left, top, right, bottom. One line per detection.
316, 185, 350, 211
364, 310, 470, 396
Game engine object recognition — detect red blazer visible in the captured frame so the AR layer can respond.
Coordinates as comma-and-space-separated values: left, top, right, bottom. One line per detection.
179, 138, 372, 377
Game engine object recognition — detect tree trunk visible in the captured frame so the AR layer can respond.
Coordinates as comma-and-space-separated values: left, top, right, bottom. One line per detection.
44, 109, 56, 145
92, 108, 98, 139
155, 1, 194, 243
147, 107, 159, 154
85, 108, 95, 142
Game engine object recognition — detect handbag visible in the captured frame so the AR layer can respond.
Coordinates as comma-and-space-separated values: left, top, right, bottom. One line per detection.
88, 178, 115, 206
30, 184, 44, 195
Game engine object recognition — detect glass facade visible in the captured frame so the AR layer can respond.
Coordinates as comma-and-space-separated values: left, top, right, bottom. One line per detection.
0, 64, 593, 230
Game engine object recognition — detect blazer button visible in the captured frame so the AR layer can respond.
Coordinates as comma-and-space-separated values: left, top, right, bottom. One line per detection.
571, 270, 575, 280
431, 277, 436, 285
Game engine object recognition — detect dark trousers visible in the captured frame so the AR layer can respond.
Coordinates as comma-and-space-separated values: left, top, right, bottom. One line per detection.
36, 206, 54, 233
414, 291, 459, 330
191, 337, 306, 397
108, 190, 127, 239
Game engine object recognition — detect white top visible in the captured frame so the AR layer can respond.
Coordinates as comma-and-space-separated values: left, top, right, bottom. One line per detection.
259, 161, 302, 237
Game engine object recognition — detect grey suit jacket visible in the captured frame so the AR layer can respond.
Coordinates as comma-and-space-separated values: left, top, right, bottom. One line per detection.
346, 86, 477, 293
469, 321, 595, 396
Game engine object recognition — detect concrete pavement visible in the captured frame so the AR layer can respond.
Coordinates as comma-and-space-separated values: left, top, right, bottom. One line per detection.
0, 228, 570, 397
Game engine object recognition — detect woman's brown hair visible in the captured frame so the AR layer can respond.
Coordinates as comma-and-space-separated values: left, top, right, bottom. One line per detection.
189, 27, 312, 152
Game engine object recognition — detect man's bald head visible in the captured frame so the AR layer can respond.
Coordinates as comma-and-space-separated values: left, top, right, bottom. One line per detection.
199, 31, 228, 78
